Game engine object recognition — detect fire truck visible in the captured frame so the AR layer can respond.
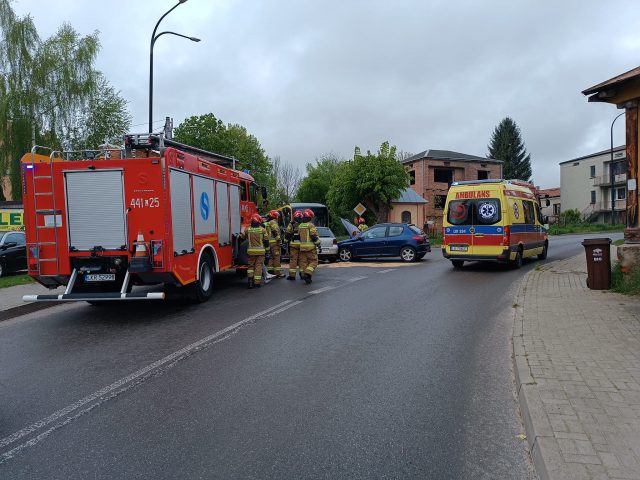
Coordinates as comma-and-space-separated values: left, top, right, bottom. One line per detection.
21, 134, 264, 302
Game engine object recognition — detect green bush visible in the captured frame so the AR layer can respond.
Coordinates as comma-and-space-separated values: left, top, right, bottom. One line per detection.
611, 262, 640, 295
559, 208, 582, 225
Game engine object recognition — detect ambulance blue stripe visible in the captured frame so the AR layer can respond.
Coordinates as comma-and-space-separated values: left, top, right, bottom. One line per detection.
445, 225, 546, 235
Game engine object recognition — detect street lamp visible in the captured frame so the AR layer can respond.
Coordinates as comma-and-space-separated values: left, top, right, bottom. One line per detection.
149, 0, 199, 133
610, 111, 625, 225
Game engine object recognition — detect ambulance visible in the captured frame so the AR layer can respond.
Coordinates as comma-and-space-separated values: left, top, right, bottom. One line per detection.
442, 179, 549, 269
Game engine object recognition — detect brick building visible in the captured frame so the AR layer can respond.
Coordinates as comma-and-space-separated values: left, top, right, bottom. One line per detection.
401, 149, 503, 228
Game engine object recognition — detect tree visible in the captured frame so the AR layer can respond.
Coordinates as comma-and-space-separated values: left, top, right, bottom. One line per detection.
487, 117, 532, 181
0, 2, 131, 199
327, 141, 408, 223
296, 154, 342, 205
174, 113, 273, 187
271, 155, 300, 205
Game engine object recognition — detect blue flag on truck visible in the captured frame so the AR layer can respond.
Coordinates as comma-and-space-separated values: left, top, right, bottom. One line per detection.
341, 218, 360, 239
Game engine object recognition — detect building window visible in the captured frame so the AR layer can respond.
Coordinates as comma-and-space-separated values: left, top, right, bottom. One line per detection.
590, 190, 596, 204
434, 195, 446, 209
573, 162, 580, 166
409, 170, 416, 185
618, 188, 626, 200
553, 203, 560, 215
590, 165, 596, 178
434, 168, 453, 184
478, 170, 488, 180
612, 161, 626, 175
401, 211, 411, 223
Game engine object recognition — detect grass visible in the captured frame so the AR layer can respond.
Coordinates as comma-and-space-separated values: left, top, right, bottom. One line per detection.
548, 223, 624, 236
611, 262, 640, 295
613, 239, 625, 246
0, 273, 34, 289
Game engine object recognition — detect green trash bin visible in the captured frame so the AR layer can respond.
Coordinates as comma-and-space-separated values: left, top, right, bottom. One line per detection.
582, 238, 612, 290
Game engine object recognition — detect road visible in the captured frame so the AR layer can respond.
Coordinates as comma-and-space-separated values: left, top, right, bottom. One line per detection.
0, 233, 621, 479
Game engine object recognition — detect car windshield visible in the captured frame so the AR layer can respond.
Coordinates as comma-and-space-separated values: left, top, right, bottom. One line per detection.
447, 199, 501, 226
317, 227, 334, 238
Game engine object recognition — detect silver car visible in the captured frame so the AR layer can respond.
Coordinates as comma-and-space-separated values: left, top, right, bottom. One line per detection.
317, 227, 338, 262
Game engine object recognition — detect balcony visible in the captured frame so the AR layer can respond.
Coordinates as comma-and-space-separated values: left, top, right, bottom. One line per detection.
592, 173, 627, 186
596, 199, 626, 212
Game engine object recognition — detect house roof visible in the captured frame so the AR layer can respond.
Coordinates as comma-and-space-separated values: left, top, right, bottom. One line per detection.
401, 149, 502, 165
582, 66, 640, 96
393, 188, 428, 204
539, 188, 560, 199
559, 145, 626, 165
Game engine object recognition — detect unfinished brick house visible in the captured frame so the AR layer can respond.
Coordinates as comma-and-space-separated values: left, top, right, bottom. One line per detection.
402, 149, 503, 229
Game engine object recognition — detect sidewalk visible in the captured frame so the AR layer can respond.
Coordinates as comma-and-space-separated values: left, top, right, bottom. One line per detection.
0, 282, 63, 321
514, 252, 640, 479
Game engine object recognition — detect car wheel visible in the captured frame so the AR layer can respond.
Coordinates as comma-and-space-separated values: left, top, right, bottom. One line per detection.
193, 253, 215, 302
0, 261, 4, 277
400, 246, 417, 262
538, 242, 548, 260
512, 248, 523, 269
339, 248, 352, 262
451, 260, 464, 269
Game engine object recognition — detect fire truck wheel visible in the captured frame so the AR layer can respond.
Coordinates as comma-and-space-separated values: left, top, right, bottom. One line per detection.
193, 253, 215, 302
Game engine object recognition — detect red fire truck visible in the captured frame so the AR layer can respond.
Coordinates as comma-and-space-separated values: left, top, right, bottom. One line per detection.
21, 134, 264, 302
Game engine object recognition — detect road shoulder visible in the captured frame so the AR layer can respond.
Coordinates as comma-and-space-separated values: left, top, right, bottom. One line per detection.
513, 253, 640, 479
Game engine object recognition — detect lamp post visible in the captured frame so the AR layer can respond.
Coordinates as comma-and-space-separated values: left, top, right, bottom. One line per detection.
610, 111, 625, 225
149, 0, 199, 133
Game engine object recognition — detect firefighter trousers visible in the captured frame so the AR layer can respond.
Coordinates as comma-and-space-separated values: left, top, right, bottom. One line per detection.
288, 246, 300, 278
268, 244, 282, 274
298, 249, 318, 277
248, 254, 265, 283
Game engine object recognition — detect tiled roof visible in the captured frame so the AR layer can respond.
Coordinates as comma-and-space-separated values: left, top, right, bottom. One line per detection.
393, 188, 428, 204
539, 188, 560, 198
402, 149, 502, 164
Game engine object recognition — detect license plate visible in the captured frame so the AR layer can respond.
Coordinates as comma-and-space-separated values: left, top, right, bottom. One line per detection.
321, 249, 329, 253
85, 273, 116, 282
450, 245, 468, 252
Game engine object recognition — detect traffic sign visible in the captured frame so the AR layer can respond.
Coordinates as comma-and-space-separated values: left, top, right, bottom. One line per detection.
353, 203, 366, 216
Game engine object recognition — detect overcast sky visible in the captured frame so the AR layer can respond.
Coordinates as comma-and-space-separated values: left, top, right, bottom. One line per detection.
11, 0, 640, 188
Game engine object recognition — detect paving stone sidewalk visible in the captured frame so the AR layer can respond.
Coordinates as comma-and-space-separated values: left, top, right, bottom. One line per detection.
514, 252, 640, 479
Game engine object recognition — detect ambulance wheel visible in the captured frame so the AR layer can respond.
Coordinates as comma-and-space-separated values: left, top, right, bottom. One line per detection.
0, 260, 4, 277
339, 248, 352, 262
538, 242, 548, 260
512, 248, 523, 269
400, 246, 416, 262
193, 254, 214, 303
451, 260, 464, 269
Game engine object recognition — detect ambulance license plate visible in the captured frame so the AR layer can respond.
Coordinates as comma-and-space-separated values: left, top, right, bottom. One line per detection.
450, 245, 468, 252
85, 274, 116, 282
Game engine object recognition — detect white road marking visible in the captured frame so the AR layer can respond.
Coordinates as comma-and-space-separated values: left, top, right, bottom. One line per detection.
346, 276, 367, 282
376, 269, 396, 274
265, 300, 303, 317
0, 299, 294, 461
308, 286, 336, 295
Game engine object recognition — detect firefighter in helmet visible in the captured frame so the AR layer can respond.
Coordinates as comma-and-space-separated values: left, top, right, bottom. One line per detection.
284, 210, 303, 280
241, 213, 269, 289
357, 217, 368, 231
266, 210, 284, 278
298, 208, 321, 284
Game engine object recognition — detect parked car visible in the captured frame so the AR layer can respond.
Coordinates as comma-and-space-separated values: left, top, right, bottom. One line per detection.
0, 231, 27, 277
317, 227, 338, 262
337, 223, 430, 262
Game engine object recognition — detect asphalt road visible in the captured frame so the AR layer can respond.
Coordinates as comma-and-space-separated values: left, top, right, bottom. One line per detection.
0, 233, 621, 479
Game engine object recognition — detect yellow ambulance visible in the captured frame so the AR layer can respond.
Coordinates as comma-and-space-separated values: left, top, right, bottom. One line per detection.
442, 179, 549, 269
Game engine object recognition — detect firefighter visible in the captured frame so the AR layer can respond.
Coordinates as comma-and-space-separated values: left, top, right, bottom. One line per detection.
285, 210, 303, 280
357, 217, 369, 231
266, 210, 284, 278
298, 208, 321, 284
241, 213, 269, 289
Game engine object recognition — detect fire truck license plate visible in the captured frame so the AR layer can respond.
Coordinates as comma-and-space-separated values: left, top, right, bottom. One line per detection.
450, 245, 468, 252
85, 274, 116, 282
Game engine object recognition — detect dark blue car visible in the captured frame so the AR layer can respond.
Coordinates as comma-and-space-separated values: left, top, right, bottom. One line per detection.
337, 223, 430, 262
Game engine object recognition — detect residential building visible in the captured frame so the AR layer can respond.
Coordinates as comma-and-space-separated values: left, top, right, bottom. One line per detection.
559, 145, 626, 224
539, 187, 561, 223
401, 149, 503, 228
389, 188, 428, 229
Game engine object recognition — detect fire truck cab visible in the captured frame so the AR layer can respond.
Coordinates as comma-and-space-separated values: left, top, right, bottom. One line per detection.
21, 134, 263, 302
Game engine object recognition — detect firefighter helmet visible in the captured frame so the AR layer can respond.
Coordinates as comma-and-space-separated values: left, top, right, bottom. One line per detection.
303, 209, 315, 218
359, 217, 366, 224
268, 210, 279, 219
293, 211, 303, 220
250, 213, 263, 225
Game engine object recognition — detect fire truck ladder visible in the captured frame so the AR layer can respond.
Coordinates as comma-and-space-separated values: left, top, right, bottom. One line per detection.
28, 146, 62, 276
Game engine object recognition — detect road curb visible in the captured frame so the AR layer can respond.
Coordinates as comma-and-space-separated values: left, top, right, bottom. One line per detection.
0, 301, 59, 322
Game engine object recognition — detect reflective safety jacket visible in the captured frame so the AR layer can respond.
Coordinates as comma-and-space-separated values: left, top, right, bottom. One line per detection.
243, 226, 268, 255
358, 223, 368, 231
285, 221, 301, 248
267, 219, 281, 245
298, 222, 320, 252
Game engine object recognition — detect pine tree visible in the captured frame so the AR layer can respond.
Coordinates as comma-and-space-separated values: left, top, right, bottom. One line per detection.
487, 117, 532, 181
